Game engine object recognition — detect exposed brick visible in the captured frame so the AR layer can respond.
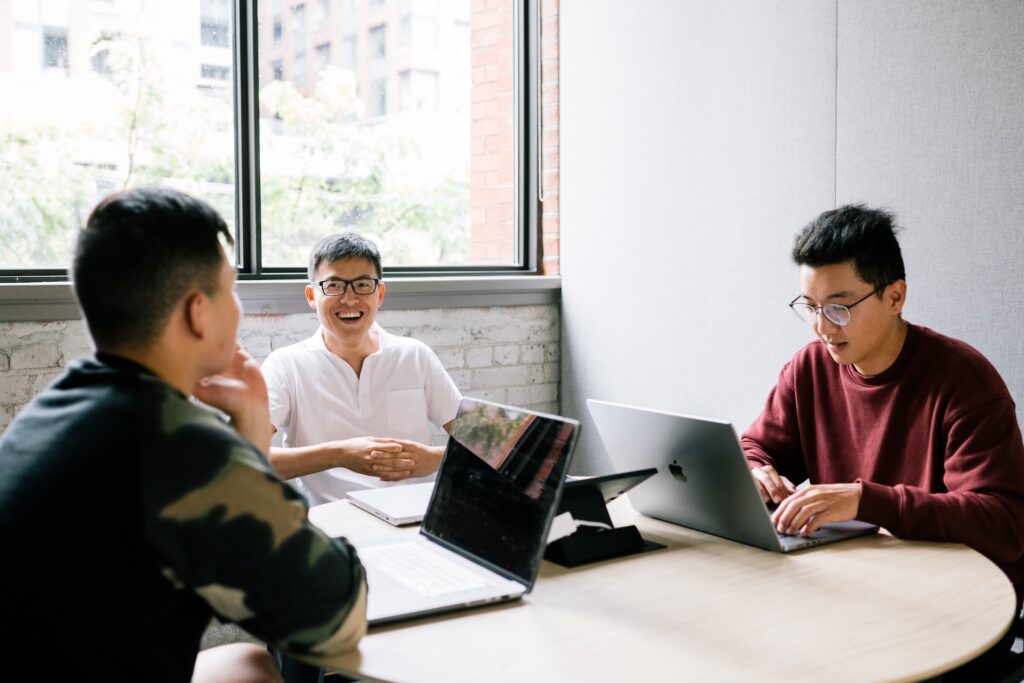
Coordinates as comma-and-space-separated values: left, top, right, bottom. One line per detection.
0, 375, 45, 405
506, 385, 532, 406
520, 344, 545, 365
473, 365, 528, 388
466, 346, 494, 368
435, 347, 465, 369
0, 304, 562, 434
494, 345, 519, 366
408, 326, 474, 348
469, 387, 507, 404
11, 344, 61, 370
448, 369, 473, 390
243, 335, 273, 360
530, 383, 558, 404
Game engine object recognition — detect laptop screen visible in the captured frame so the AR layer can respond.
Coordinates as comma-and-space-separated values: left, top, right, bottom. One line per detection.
422, 397, 578, 586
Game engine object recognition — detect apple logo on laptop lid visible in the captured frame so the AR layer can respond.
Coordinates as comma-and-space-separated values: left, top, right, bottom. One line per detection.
668, 460, 687, 483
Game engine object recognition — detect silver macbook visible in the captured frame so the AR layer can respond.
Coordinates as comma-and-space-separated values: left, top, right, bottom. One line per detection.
587, 399, 878, 552
347, 482, 434, 526
356, 397, 579, 625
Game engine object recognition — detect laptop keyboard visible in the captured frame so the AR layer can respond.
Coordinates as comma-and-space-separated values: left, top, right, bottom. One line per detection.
360, 542, 495, 598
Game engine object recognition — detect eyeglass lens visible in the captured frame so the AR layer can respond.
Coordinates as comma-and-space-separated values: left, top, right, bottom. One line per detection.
321, 279, 377, 296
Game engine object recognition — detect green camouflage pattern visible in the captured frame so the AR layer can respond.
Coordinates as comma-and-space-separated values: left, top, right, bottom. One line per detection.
0, 353, 366, 677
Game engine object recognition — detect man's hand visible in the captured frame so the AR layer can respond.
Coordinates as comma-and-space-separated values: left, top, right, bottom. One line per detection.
373, 440, 444, 481
771, 483, 863, 536
750, 465, 797, 504
338, 437, 412, 479
193, 346, 272, 455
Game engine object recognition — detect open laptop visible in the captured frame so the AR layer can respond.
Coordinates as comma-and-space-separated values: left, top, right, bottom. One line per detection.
355, 397, 579, 625
587, 399, 878, 552
347, 482, 434, 526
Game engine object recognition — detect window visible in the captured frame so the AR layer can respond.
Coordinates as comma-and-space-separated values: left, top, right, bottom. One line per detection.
315, 42, 331, 71
399, 69, 438, 112
200, 21, 229, 47
315, 0, 330, 30
400, 0, 438, 52
91, 33, 116, 76
201, 64, 230, 80
291, 3, 306, 44
43, 30, 68, 70
2, 0, 538, 278
340, 34, 357, 69
369, 77, 387, 117
369, 24, 387, 61
293, 50, 307, 85
201, 0, 231, 48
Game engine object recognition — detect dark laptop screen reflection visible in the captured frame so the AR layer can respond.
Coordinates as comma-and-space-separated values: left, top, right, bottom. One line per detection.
424, 399, 576, 584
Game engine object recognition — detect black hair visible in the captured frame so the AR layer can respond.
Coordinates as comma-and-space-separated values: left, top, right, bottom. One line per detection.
307, 233, 383, 282
791, 204, 906, 291
72, 187, 233, 349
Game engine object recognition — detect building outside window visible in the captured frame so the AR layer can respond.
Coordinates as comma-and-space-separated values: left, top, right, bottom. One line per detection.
1, 0, 529, 275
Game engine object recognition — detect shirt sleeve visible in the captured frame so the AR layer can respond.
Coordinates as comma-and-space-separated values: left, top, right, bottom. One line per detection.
423, 346, 462, 428
261, 352, 293, 435
142, 409, 366, 664
740, 361, 808, 483
857, 397, 1024, 565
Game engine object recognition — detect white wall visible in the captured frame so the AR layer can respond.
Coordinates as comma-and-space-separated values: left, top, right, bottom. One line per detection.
560, 0, 1024, 473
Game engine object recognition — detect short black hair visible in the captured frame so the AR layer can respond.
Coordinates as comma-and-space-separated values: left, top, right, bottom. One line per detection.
307, 233, 383, 282
791, 204, 906, 291
72, 187, 233, 349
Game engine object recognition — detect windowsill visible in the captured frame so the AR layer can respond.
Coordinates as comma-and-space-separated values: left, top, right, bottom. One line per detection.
0, 276, 562, 322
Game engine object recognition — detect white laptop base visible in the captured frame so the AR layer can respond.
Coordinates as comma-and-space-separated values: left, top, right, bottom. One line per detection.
360, 538, 526, 624
347, 482, 434, 526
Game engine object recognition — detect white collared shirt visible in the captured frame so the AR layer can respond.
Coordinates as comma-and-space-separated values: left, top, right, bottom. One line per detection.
261, 323, 462, 504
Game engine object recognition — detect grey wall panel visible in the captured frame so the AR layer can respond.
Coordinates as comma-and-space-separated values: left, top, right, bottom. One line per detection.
836, 0, 1024, 424
560, 0, 837, 472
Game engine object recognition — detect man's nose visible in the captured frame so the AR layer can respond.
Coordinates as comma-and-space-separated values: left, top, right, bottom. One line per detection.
814, 309, 840, 335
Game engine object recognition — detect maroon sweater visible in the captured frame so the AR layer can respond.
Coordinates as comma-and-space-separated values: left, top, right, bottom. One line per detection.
742, 323, 1024, 602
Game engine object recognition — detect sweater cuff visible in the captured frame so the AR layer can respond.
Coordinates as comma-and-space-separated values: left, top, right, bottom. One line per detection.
856, 479, 901, 533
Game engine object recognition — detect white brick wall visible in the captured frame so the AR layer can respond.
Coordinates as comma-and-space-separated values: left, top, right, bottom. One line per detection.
0, 305, 561, 433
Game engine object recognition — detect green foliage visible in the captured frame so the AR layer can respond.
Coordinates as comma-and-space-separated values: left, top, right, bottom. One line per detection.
2, 36, 469, 271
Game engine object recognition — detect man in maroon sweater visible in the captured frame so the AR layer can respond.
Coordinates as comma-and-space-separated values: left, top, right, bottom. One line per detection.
742, 205, 1024, 616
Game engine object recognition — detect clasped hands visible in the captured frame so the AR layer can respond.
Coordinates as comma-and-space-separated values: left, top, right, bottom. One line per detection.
751, 465, 862, 536
344, 437, 443, 482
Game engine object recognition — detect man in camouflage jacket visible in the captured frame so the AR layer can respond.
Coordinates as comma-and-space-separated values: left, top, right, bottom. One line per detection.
0, 188, 366, 682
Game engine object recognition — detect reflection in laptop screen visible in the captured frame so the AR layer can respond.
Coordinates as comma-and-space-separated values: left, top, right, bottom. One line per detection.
424, 399, 577, 587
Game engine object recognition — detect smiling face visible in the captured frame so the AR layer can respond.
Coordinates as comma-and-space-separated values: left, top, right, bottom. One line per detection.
797, 261, 907, 376
305, 256, 385, 354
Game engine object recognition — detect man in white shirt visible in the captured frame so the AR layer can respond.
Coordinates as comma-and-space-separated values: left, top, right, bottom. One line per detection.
261, 233, 462, 505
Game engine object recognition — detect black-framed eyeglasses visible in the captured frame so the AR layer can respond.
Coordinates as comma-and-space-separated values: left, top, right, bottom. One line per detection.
788, 283, 889, 327
315, 277, 381, 297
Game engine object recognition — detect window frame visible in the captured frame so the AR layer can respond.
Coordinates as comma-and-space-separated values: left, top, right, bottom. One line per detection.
0, 0, 554, 319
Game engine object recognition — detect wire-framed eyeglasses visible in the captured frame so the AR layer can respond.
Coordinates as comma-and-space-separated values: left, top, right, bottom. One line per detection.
788, 283, 889, 327
315, 277, 380, 297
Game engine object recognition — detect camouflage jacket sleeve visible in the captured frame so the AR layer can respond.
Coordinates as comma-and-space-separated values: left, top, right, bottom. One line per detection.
141, 393, 367, 663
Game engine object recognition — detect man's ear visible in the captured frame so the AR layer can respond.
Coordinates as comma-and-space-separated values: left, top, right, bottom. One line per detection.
305, 284, 317, 309
887, 279, 907, 316
183, 292, 209, 340
377, 281, 386, 308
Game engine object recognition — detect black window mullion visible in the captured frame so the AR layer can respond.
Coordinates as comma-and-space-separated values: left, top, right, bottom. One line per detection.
234, 0, 263, 277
